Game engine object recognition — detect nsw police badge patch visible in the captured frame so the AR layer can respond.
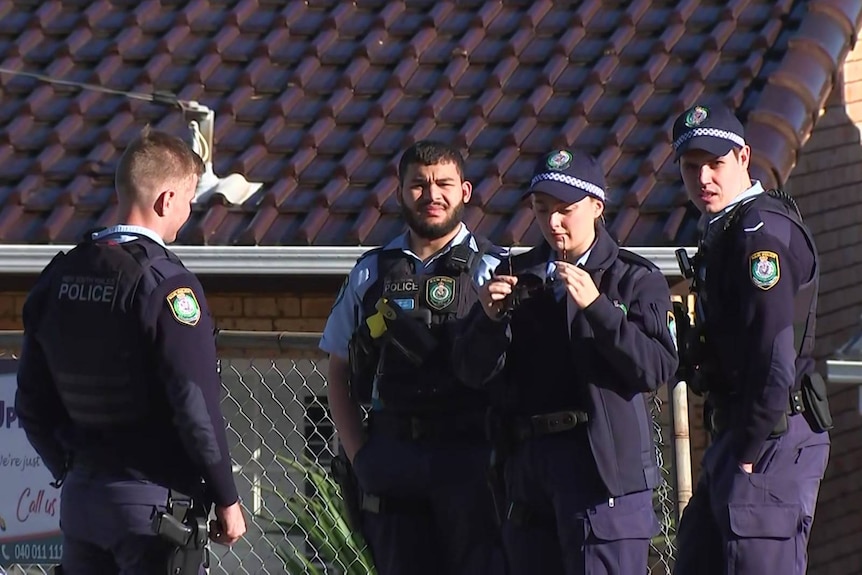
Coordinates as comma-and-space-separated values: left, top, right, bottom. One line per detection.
749, 251, 780, 290
167, 287, 201, 326
425, 276, 456, 310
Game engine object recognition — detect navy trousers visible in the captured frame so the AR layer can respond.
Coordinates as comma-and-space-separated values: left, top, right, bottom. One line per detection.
501, 429, 659, 575
673, 413, 830, 575
351, 427, 506, 575
59, 468, 206, 575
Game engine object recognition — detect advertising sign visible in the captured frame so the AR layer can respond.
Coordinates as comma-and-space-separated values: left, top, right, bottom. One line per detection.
0, 360, 62, 566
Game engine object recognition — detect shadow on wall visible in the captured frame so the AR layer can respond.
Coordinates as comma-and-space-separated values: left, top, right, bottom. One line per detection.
784, 67, 862, 575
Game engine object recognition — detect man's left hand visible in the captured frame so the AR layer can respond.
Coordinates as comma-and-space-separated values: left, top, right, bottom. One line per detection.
739, 462, 753, 474
555, 262, 600, 309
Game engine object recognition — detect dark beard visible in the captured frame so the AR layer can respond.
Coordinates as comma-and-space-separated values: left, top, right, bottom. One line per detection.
401, 202, 464, 240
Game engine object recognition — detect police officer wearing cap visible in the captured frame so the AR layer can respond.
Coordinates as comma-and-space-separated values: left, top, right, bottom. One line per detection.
320, 140, 507, 575
669, 102, 831, 575
15, 127, 246, 574
453, 150, 679, 575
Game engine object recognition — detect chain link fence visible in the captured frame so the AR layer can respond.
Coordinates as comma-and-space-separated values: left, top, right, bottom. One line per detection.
2, 330, 681, 575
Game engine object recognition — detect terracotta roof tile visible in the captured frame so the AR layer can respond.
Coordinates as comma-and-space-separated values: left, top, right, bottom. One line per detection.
0, 1, 858, 247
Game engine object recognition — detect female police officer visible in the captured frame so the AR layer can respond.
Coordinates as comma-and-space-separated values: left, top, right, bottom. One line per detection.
453, 150, 679, 575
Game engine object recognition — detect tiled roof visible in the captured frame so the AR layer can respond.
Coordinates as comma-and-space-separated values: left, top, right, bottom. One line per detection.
0, 0, 860, 247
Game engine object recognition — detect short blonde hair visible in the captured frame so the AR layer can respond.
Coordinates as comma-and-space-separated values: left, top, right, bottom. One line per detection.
115, 126, 204, 202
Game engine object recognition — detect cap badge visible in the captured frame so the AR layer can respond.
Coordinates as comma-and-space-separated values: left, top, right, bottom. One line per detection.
546, 150, 572, 171
684, 106, 709, 128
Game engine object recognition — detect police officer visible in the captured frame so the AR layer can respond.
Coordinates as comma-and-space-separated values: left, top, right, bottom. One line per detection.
320, 140, 507, 575
14, 127, 247, 574
452, 150, 679, 575
669, 102, 831, 575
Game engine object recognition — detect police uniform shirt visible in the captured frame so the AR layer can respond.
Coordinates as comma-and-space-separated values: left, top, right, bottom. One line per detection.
320, 225, 504, 411
699, 181, 817, 463
15, 224, 239, 507
695, 180, 764, 324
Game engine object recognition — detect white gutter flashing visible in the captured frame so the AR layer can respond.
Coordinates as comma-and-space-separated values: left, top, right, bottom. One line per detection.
825, 359, 862, 385
826, 359, 862, 415
0, 245, 696, 276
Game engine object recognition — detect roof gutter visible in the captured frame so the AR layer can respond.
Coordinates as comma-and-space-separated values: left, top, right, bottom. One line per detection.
0, 245, 695, 277
826, 359, 862, 415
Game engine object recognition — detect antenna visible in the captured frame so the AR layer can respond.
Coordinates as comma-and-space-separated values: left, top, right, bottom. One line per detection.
0, 67, 263, 205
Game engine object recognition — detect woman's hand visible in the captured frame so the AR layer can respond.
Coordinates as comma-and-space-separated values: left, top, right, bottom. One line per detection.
554, 262, 599, 309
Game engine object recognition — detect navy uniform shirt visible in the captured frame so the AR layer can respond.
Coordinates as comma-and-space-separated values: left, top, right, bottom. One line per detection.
319, 224, 505, 408
15, 225, 239, 506
699, 183, 818, 463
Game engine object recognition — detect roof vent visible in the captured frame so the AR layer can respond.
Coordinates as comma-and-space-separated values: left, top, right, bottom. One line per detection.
183, 101, 262, 205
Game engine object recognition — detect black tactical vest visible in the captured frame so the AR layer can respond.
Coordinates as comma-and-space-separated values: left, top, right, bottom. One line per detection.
696, 190, 819, 388
360, 235, 495, 411
34, 235, 175, 429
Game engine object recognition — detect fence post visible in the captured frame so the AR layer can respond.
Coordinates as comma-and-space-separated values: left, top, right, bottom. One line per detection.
669, 379, 693, 521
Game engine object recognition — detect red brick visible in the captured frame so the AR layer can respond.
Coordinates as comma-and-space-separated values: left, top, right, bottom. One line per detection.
792, 143, 862, 176
273, 317, 327, 332
243, 296, 279, 318
216, 317, 274, 331
843, 79, 862, 104
0, 295, 16, 319
793, 121, 862, 155
207, 295, 244, 318
277, 296, 301, 317
13, 294, 27, 316
301, 295, 337, 319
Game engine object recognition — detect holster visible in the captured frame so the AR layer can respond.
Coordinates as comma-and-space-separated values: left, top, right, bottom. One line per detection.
330, 452, 363, 532
801, 371, 833, 432
150, 490, 209, 575
348, 324, 378, 403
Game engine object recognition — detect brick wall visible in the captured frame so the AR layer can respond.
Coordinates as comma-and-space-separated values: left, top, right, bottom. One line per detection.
0, 290, 338, 333
785, 45, 862, 575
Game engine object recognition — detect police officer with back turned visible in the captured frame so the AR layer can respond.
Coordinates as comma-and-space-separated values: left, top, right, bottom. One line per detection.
670, 102, 832, 575
320, 140, 507, 575
15, 127, 246, 575
453, 149, 679, 575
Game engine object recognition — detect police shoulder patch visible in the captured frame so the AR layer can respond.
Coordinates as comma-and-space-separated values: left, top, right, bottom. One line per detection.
749, 250, 780, 290
166, 287, 201, 326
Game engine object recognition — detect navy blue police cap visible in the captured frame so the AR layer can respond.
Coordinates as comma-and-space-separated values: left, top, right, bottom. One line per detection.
524, 149, 606, 204
672, 102, 746, 160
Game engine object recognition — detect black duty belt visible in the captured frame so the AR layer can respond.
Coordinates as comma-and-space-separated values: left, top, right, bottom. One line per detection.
360, 492, 431, 515
369, 411, 487, 441
512, 410, 590, 441
708, 389, 805, 436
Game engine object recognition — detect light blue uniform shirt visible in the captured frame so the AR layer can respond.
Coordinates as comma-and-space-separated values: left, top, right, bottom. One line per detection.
91, 224, 166, 247
319, 223, 505, 361
703, 180, 764, 230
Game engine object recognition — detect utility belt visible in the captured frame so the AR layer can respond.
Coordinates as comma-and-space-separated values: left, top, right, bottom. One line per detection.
368, 410, 488, 442
359, 492, 431, 516
487, 408, 591, 455
706, 372, 833, 437
330, 450, 431, 530
508, 410, 590, 441
150, 489, 210, 575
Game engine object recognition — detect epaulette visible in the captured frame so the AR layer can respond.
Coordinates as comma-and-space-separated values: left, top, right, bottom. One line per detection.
617, 248, 660, 272
356, 246, 385, 264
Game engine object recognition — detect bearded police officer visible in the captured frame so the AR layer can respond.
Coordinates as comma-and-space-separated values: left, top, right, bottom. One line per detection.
320, 140, 507, 575
453, 150, 679, 575
15, 127, 247, 574
669, 102, 831, 575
